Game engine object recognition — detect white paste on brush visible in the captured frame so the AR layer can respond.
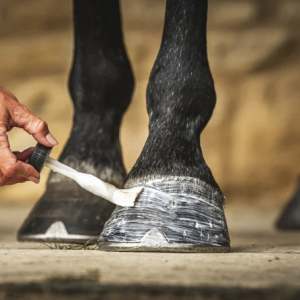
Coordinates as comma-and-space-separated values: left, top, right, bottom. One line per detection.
44, 157, 143, 207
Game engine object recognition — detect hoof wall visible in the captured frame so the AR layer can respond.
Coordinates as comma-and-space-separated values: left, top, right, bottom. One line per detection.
276, 178, 300, 230
99, 177, 230, 252
18, 181, 115, 244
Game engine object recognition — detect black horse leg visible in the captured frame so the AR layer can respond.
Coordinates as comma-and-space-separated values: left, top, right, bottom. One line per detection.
18, 0, 133, 243
99, 0, 230, 252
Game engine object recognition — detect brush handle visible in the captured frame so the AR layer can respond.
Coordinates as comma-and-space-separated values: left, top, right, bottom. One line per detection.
44, 157, 141, 207
45, 157, 79, 179
45, 158, 113, 195
28, 143, 52, 173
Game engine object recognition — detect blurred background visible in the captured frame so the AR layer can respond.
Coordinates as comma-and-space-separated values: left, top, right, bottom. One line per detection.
0, 0, 299, 206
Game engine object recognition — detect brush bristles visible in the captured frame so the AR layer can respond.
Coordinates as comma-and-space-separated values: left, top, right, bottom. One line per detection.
112, 187, 144, 207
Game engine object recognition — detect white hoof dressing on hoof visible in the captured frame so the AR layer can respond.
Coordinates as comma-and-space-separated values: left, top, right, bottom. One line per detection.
98, 177, 230, 252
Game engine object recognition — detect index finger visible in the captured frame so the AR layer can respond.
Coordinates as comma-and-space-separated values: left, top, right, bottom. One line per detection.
0, 128, 39, 181
8, 102, 58, 147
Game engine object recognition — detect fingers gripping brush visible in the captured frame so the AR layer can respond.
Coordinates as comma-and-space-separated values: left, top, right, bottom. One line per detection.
28, 143, 143, 207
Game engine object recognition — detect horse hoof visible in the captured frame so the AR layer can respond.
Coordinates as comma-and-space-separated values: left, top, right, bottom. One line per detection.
276, 178, 300, 230
98, 177, 230, 252
18, 180, 115, 244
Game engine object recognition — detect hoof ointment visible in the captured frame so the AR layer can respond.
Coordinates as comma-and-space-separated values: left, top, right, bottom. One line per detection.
98, 177, 230, 253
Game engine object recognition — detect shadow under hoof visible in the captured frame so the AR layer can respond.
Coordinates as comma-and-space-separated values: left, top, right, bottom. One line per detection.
18, 180, 115, 244
98, 177, 230, 252
276, 179, 300, 230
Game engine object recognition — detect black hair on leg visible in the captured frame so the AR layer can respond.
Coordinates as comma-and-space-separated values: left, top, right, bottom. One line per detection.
125, 0, 219, 190
18, 0, 134, 243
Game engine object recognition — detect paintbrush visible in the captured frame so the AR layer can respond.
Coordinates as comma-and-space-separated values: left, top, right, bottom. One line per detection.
28, 143, 143, 207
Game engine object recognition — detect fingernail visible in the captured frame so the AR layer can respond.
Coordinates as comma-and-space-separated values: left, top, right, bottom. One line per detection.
29, 176, 40, 184
46, 133, 58, 146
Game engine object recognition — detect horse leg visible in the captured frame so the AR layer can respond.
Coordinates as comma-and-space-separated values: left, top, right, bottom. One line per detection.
99, 0, 230, 252
18, 0, 133, 244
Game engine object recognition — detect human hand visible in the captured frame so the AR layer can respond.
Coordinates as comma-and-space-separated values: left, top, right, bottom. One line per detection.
0, 87, 58, 186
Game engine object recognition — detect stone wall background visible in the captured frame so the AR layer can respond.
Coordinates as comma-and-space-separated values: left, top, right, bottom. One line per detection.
0, 0, 299, 204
